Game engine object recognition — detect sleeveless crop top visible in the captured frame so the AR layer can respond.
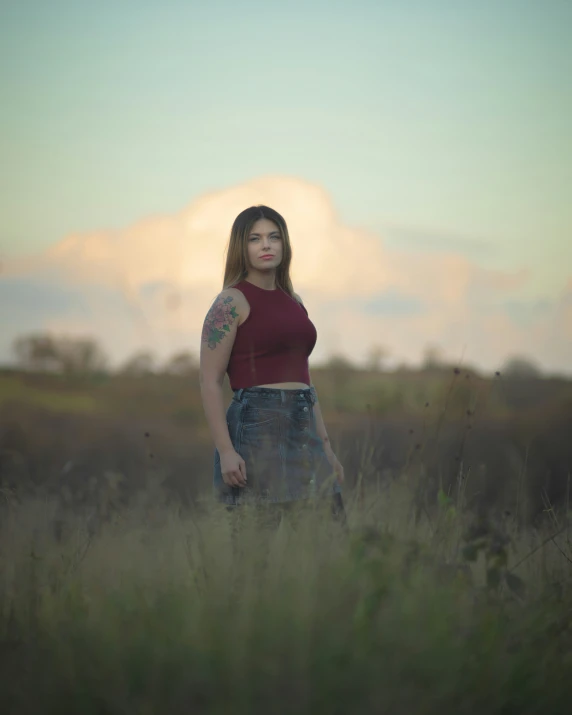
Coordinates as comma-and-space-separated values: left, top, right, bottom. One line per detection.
226, 279, 317, 390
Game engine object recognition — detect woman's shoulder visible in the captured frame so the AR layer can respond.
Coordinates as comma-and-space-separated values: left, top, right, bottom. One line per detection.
215, 285, 249, 312
224, 280, 250, 297
222, 284, 249, 305
217, 286, 250, 327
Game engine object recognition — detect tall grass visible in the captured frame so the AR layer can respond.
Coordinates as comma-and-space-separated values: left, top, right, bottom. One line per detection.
1, 478, 571, 714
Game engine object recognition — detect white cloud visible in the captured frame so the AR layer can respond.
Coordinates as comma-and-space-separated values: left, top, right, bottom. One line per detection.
3, 174, 571, 374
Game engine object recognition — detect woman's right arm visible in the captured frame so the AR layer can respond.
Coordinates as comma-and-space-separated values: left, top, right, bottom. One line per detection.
199, 289, 246, 487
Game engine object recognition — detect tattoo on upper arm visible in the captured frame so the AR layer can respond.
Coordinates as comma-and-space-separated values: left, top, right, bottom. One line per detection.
201, 295, 239, 350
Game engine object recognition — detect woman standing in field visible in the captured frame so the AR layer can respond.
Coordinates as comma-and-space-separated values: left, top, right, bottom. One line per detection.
199, 205, 346, 524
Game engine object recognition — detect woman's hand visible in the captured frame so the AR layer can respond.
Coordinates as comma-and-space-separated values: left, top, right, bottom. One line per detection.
324, 443, 344, 485
220, 449, 247, 487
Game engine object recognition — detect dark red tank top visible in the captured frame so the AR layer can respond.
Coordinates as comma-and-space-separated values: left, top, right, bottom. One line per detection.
226, 280, 317, 390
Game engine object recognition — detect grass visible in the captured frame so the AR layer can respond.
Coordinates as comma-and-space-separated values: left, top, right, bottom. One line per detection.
0, 376, 99, 414
1, 365, 571, 712
1, 480, 571, 714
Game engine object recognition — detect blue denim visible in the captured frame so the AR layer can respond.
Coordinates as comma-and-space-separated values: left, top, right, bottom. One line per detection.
213, 386, 343, 506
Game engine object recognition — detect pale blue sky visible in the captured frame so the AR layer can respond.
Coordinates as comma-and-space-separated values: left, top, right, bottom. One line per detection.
1, 0, 571, 300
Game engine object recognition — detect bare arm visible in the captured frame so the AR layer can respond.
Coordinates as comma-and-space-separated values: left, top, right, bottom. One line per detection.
311, 372, 344, 483
294, 290, 330, 447
200, 382, 234, 454
297, 288, 343, 482
199, 290, 241, 454
310, 377, 329, 446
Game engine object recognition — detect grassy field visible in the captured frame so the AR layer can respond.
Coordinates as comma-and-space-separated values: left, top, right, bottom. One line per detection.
0, 375, 100, 414
1, 366, 571, 522
0, 481, 571, 714
0, 367, 571, 713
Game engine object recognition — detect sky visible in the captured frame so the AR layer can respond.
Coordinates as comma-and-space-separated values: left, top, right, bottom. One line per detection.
1, 0, 571, 374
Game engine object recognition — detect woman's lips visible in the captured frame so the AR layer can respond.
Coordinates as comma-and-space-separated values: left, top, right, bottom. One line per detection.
261, 255, 274, 260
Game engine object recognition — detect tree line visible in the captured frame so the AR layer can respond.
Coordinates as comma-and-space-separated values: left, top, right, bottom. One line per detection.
8, 332, 544, 379
10, 333, 198, 377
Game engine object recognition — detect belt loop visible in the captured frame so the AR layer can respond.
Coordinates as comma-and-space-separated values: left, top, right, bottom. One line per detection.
280, 389, 285, 404
236, 388, 244, 401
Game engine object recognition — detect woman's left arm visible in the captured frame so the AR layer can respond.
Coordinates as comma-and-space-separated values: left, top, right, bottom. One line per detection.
295, 291, 344, 484
309, 381, 328, 444
310, 377, 345, 484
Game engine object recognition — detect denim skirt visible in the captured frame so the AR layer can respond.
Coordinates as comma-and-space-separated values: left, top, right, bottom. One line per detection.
213, 386, 343, 507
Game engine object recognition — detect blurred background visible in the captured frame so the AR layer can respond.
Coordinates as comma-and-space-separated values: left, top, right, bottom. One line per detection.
1, 0, 570, 520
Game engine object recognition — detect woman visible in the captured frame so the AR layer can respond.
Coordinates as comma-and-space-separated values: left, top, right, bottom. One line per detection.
199, 204, 346, 525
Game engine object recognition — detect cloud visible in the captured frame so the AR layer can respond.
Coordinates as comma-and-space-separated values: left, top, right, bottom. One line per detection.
379, 219, 496, 260
2, 174, 571, 375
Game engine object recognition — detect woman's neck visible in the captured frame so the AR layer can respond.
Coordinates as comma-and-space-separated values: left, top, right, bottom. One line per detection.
243, 272, 277, 291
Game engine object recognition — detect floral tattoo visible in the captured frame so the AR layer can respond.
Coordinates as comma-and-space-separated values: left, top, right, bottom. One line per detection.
201, 295, 239, 350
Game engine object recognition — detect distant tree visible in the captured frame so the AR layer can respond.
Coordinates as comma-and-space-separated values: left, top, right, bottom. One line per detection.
12, 333, 108, 374
501, 356, 542, 379
163, 350, 198, 376
324, 353, 357, 372
119, 350, 156, 376
323, 352, 357, 398
422, 344, 445, 370
12, 334, 59, 372
56, 337, 109, 375
365, 343, 390, 372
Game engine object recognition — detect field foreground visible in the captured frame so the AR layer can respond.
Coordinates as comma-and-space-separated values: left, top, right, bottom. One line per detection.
1, 483, 571, 715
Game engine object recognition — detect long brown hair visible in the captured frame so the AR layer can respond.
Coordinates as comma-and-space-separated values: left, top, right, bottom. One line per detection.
222, 205, 300, 302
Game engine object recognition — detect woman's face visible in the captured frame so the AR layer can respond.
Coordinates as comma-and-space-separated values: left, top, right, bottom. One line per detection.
246, 218, 283, 272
